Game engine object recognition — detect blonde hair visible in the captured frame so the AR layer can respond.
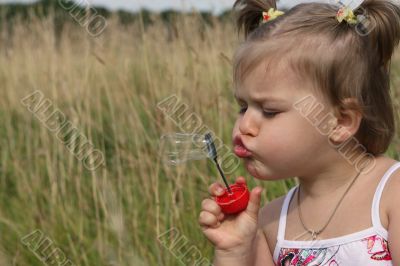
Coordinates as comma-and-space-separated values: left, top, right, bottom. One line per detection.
233, 0, 400, 155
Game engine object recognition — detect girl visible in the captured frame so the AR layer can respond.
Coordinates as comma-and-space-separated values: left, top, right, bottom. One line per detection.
198, 0, 400, 265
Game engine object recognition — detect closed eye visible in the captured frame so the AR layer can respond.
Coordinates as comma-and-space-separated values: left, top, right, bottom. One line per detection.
238, 106, 247, 114
238, 107, 280, 118
263, 110, 280, 118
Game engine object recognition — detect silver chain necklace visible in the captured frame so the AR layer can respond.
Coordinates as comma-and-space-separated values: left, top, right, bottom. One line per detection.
297, 168, 364, 240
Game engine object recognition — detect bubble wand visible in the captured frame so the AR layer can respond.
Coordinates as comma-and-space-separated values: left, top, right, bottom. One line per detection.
204, 133, 250, 214
159, 132, 250, 214
204, 133, 232, 194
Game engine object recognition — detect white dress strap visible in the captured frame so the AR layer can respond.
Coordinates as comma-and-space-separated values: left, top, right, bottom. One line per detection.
371, 161, 400, 237
277, 186, 298, 241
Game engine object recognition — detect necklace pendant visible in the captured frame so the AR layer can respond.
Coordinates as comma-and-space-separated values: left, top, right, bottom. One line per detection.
310, 230, 318, 240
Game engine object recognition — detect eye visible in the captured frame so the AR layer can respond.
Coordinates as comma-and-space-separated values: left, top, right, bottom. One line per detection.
238, 106, 247, 114
263, 110, 280, 118
236, 100, 247, 114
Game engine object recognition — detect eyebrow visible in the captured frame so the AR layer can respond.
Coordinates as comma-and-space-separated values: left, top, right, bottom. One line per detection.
234, 92, 286, 104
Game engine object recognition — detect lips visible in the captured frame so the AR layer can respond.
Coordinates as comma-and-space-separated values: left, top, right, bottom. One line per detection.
233, 136, 252, 158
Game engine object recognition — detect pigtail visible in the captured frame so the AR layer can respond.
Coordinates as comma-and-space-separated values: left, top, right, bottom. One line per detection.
233, 0, 278, 38
358, 0, 400, 70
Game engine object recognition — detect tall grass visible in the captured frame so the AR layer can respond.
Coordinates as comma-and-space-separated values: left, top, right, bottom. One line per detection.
0, 10, 399, 266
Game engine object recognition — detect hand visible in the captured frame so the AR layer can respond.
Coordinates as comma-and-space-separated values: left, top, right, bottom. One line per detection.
198, 177, 264, 253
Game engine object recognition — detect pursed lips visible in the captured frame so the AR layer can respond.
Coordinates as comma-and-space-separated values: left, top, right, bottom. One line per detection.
233, 136, 252, 158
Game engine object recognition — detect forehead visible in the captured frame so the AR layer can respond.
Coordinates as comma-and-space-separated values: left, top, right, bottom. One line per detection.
235, 60, 308, 102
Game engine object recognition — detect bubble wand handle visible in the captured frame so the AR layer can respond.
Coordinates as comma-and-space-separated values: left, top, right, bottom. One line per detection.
213, 158, 232, 194
205, 133, 232, 194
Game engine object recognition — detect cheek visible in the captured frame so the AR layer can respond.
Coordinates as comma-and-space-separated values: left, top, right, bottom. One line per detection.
259, 114, 326, 156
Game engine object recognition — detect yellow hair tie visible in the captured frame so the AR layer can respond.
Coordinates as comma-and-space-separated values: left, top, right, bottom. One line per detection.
336, 6, 358, 25
262, 8, 285, 23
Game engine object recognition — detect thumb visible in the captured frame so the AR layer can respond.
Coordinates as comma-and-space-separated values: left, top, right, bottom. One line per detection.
244, 186, 263, 221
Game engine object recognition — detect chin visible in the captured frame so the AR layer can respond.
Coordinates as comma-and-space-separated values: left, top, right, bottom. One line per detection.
246, 165, 259, 179
245, 160, 263, 179
245, 160, 279, 180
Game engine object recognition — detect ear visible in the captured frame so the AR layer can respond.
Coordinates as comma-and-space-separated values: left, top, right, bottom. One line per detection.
329, 98, 363, 144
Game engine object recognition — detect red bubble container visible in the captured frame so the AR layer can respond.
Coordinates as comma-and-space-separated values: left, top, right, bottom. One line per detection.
215, 183, 250, 214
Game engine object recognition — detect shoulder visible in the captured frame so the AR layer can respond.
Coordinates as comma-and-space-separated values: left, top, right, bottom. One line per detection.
258, 193, 287, 256
382, 161, 400, 264
383, 161, 400, 221
259, 194, 286, 228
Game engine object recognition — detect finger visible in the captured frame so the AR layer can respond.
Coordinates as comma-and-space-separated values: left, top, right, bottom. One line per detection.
198, 211, 220, 228
235, 176, 246, 184
208, 182, 225, 197
201, 199, 222, 216
244, 186, 264, 221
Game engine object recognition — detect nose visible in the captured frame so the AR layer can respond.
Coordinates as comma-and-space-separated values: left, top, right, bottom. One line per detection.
238, 108, 260, 137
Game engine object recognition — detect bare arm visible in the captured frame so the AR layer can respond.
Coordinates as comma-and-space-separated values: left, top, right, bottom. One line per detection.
254, 195, 285, 266
254, 229, 275, 266
387, 170, 400, 265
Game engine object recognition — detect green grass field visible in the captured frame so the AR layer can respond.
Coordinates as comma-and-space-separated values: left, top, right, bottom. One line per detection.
0, 11, 399, 266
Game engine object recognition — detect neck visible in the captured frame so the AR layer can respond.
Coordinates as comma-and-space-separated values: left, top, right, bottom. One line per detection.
298, 151, 378, 199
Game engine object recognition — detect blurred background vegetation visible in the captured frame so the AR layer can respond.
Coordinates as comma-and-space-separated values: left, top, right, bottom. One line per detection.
0, 0, 399, 265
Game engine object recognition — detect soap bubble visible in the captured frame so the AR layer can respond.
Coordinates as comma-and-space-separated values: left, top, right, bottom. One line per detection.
159, 133, 211, 165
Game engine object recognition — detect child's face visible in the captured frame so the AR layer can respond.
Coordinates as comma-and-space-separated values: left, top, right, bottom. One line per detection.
232, 61, 336, 180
